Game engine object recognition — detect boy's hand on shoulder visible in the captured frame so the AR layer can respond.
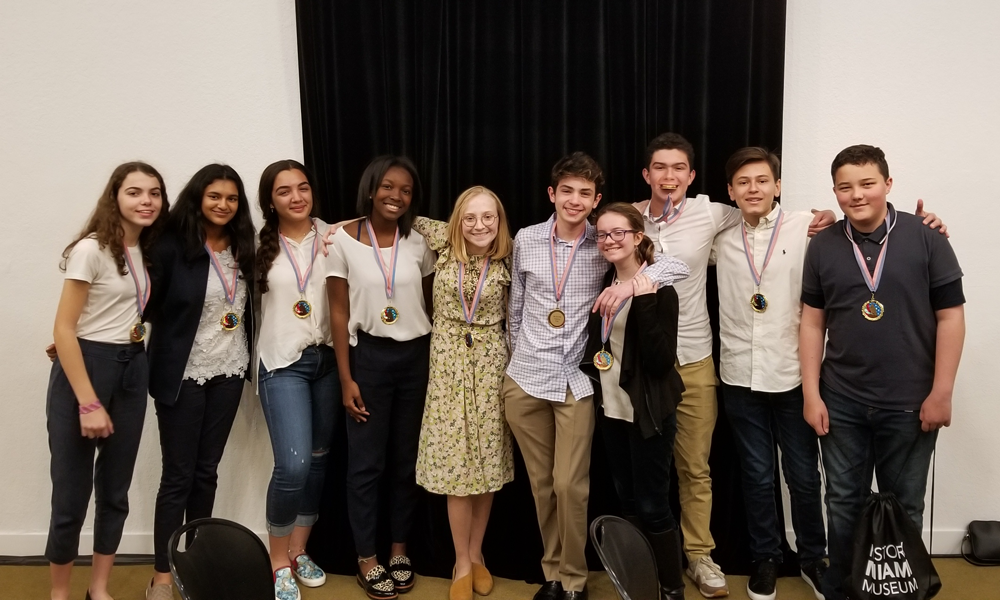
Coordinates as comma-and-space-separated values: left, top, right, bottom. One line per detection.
919, 388, 953, 432
807, 209, 838, 237
915, 199, 949, 238
593, 281, 633, 317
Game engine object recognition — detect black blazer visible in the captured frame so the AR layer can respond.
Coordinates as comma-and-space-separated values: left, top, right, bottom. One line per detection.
145, 230, 253, 405
581, 268, 685, 439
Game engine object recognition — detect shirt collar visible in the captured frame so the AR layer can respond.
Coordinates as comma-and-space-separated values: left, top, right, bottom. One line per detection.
542, 213, 595, 243
744, 201, 781, 229
848, 202, 896, 243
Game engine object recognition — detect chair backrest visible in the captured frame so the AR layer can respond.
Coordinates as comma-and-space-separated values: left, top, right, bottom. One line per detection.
168, 517, 273, 600
589, 515, 661, 600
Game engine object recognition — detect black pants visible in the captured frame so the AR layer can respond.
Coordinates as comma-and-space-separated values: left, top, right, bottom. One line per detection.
46, 339, 148, 564
152, 375, 244, 573
346, 332, 430, 557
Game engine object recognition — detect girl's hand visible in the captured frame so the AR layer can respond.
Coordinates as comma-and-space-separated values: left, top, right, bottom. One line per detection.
45, 343, 57, 362
633, 274, 657, 296
342, 380, 369, 423
80, 407, 114, 439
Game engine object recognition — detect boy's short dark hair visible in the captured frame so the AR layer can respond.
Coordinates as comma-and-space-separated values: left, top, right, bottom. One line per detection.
831, 144, 890, 182
725, 147, 781, 184
644, 132, 695, 169
551, 151, 605, 190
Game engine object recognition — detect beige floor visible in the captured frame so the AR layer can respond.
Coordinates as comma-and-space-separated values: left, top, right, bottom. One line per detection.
2, 558, 996, 600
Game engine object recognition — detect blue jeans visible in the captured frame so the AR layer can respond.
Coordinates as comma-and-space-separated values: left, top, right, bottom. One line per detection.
819, 381, 937, 600
258, 345, 342, 537
722, 384, 826, 566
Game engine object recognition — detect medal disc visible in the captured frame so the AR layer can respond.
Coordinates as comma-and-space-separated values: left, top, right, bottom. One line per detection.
220, 312, 240, 331
293, 300, 312, 318
548, 308, 566, 328
593, 349, 613, 371
381, 306, 399, 325
464, 332, 474, 348
750, 293, 768, 313
862, 299, 884, 321
130, 322, 146, 343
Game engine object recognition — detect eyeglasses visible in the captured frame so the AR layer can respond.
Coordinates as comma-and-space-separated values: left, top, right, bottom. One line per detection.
596, 229, 638, 242
462, 213, 497, 227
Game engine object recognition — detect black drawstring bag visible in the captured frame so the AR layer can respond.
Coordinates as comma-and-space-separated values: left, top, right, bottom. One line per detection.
846, 492, 941, 599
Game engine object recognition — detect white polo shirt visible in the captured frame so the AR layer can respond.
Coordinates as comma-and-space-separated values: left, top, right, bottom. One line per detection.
713, 203, 812, 392
641, 194, 742, 366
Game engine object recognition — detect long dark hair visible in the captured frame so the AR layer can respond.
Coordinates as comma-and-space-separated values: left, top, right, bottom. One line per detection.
61, 162, 170, 274
595, 202, 656, 266
256, 159, 318, 294
355, 155, 421, 237
167, 164, 255, 280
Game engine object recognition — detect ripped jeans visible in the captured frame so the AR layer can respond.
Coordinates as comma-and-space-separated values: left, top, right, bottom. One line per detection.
259, 345, 342, 537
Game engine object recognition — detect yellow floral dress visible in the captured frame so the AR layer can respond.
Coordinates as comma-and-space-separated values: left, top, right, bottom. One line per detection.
414, 217, 514, 496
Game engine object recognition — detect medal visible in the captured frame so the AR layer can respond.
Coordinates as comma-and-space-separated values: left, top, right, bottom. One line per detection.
844, 206, 896, 323
459, 258, 491, 347
366, 220, 401, 325
548, 221, 586, 328
206, 244, 241, 331
741, 207, 784, 315
651, 194, 686, 224
593, 263, 646, 371
279, 222, 321, 319
122, 243, 150, 343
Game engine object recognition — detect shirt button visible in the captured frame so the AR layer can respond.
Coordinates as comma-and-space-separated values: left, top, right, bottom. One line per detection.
866, 256, 871, 261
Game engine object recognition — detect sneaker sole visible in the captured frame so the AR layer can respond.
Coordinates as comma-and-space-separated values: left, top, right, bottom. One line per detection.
801, 572, 825, 600
747, 584, 776, 600
294, 572, 326, 588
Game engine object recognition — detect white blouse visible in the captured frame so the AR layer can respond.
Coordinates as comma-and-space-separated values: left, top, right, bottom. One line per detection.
257, 220, 334, 372
64, 237, 148, 344
183, 247, 249, 384
326, 225, 437, 346
597, 297, 635, 423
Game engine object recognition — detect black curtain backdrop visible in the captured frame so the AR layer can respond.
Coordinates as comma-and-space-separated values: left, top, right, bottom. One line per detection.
296, 0, 798, 583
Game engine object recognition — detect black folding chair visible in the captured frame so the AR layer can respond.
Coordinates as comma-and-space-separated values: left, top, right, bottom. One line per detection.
168, 517, 273, 600
589, 515, 661, 600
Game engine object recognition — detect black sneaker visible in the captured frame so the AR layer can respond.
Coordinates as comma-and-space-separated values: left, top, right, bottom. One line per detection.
800, 559, 827, 600
747, 558, 778, 600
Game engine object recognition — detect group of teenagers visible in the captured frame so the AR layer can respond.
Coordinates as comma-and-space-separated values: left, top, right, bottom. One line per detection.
43, 131, 965, 600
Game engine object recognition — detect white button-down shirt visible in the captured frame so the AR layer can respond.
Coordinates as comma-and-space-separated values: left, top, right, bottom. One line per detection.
641, 194, 742, 365
713, 203, 812, 392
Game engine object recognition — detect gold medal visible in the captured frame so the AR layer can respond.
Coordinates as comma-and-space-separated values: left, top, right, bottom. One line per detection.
750, 293, 768, 313
220, 312, 240, 331
381, 306, 399, 325
548, 308, 566, 328
593, 349, 613, 371
130, 322, 146, 343
862, 297, 884, 321
293, 299, 312, 318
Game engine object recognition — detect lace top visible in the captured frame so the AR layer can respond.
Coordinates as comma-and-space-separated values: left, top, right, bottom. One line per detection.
183, 248, 249, 384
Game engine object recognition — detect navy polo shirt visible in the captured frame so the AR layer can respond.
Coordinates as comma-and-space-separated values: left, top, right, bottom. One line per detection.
801, 206, 964, 410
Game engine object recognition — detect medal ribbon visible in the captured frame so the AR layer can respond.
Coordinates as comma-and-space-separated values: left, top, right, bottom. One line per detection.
741, 208, 785, 287
652, 194, 686, 224
843, 206, 897, 295
601, 263, 647, 344
458, 258, 491, 324
279, 223, 321, 295
548, 221, 587, 304
205, 244, 239, 305
365, 220, 400, 301
122, 244, 150, 319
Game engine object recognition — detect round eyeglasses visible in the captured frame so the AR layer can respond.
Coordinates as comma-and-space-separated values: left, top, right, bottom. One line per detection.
462, 213, 498, 227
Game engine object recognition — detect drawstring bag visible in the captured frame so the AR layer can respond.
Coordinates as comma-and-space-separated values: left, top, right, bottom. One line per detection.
846, 492, 941, 599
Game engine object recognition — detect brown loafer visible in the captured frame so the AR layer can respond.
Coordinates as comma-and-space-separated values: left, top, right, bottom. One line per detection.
450, 571, 473, 600
471, 563, 494, 595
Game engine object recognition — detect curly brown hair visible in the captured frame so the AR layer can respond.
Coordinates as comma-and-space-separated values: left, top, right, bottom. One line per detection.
255, 159, 318, 294
61, 162, 169, 275
550, 151, 605, 191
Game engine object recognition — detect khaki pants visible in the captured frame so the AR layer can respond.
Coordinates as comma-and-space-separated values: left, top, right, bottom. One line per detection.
503, 375, 595, 593
673, 355, 719, 562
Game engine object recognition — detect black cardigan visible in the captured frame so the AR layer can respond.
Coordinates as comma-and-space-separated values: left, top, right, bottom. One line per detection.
145, 230, 253, 405
581, 268, 685, 439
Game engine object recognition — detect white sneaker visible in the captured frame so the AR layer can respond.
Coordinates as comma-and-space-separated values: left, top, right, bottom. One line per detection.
686, 556, 730, 598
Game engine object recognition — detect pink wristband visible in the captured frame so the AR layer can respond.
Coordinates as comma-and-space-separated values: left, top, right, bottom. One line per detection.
79, 400, 103, 415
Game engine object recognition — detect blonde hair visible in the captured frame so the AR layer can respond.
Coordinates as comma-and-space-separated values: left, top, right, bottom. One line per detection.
447, 186, 513, 263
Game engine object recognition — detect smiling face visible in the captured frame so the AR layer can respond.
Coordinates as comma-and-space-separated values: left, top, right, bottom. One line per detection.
117, 171, 163, 233
371, 165, 413, 223
643, 149, 696, 205
596, 211, 643, 267
201, 179, 240, 229
461, 193, 499, 254
548, 176, 601, 231
728, 161, 781, 226
271, 168, 313, 224
833, 162, 892, 231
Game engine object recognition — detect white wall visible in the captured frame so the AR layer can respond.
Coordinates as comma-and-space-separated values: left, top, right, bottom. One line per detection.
0, 0, 301, 554
781, 1, 1000, 554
